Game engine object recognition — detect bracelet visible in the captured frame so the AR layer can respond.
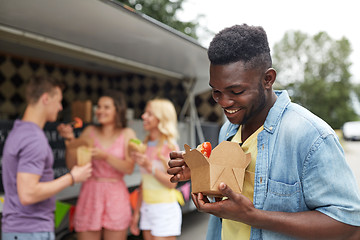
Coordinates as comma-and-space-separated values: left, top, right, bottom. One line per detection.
69, 172, 75, 186
152, 164, 156, 176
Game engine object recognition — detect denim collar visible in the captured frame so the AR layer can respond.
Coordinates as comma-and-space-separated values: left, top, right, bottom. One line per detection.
263, 90, 290, 134
225, 90, 290, 137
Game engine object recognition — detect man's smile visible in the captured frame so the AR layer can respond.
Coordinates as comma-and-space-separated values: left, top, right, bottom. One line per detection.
224, 108, 240, 114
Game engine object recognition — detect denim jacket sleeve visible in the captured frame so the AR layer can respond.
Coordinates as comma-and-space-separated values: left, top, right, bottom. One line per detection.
257, 91, 360, 239
302, 133, 360, 225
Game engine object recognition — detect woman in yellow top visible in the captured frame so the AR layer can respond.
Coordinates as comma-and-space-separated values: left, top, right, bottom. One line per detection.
130, 99, 183, 240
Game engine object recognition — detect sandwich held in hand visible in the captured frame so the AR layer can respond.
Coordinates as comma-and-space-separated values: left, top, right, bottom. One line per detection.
128, 138, 146, 154
71, 117, 83, 128
196, 142, 212, 158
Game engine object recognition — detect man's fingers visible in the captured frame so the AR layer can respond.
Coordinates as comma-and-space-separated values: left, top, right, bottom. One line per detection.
170, 175, 180, 183
218, 182, 236, 199
168, 159, 184, 168
169, 151, 185, 160
192, 192, 214, 213
191, 193, 200, 210
167, 166, 182, 175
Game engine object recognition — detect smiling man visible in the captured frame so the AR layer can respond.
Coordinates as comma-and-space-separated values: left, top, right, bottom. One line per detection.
1, 76, 92, 240
167, 24, 360, 240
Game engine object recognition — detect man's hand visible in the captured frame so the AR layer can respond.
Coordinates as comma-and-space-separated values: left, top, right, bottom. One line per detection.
17, 163, 92, 205
192, 182, 360, 239
192, 182, 257, 224
167, 151, 191, 183
70, 163, 92, 183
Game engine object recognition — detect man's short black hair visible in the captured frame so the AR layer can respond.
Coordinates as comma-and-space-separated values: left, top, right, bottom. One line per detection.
208, 24, 272, 70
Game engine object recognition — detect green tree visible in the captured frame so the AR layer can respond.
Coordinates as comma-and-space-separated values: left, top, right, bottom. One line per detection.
116, 0, 199, 39
273, 31, 357, 129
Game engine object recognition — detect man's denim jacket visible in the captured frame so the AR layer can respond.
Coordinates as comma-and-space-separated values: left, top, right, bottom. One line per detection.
206, 90, 360, 240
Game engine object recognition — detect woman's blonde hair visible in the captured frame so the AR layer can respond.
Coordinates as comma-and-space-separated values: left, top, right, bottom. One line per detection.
148, 99, 178, 141
144, 99, 179, 168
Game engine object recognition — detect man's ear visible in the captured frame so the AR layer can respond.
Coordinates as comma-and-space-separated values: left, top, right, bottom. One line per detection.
40, 92, 50, 104
264, 68, 276, 89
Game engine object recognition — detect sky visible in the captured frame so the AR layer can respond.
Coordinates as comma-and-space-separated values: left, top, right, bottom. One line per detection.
178, 0, 360, 83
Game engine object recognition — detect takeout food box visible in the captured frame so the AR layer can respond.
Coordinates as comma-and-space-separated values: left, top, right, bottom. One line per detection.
183, 141, 251, 197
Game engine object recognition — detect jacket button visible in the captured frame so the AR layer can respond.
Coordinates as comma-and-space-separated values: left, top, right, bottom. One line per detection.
260, 177, 263, 184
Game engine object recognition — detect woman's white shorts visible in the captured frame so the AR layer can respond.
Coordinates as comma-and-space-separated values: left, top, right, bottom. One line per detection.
139, 201, 182, 237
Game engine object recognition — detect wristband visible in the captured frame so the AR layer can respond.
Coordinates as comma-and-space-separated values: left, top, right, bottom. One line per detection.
69, 172, 75, 186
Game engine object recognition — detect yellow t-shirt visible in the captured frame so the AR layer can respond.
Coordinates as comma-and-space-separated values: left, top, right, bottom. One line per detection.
142, 174, 184, 205
222, 125, 264, 240
141, 142, 184, 206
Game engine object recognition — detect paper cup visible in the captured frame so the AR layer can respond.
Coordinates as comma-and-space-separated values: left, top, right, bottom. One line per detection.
77, 146, 92, 166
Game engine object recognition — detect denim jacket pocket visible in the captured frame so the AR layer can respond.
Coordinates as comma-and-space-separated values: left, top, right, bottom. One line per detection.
263, 178, 301, 212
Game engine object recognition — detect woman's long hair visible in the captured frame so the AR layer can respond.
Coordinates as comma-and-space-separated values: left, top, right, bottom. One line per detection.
144, 99, 178, 169
101, 90, 127, 129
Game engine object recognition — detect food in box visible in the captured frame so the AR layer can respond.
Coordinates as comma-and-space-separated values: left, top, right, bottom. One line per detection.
183, 141, 251, 197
